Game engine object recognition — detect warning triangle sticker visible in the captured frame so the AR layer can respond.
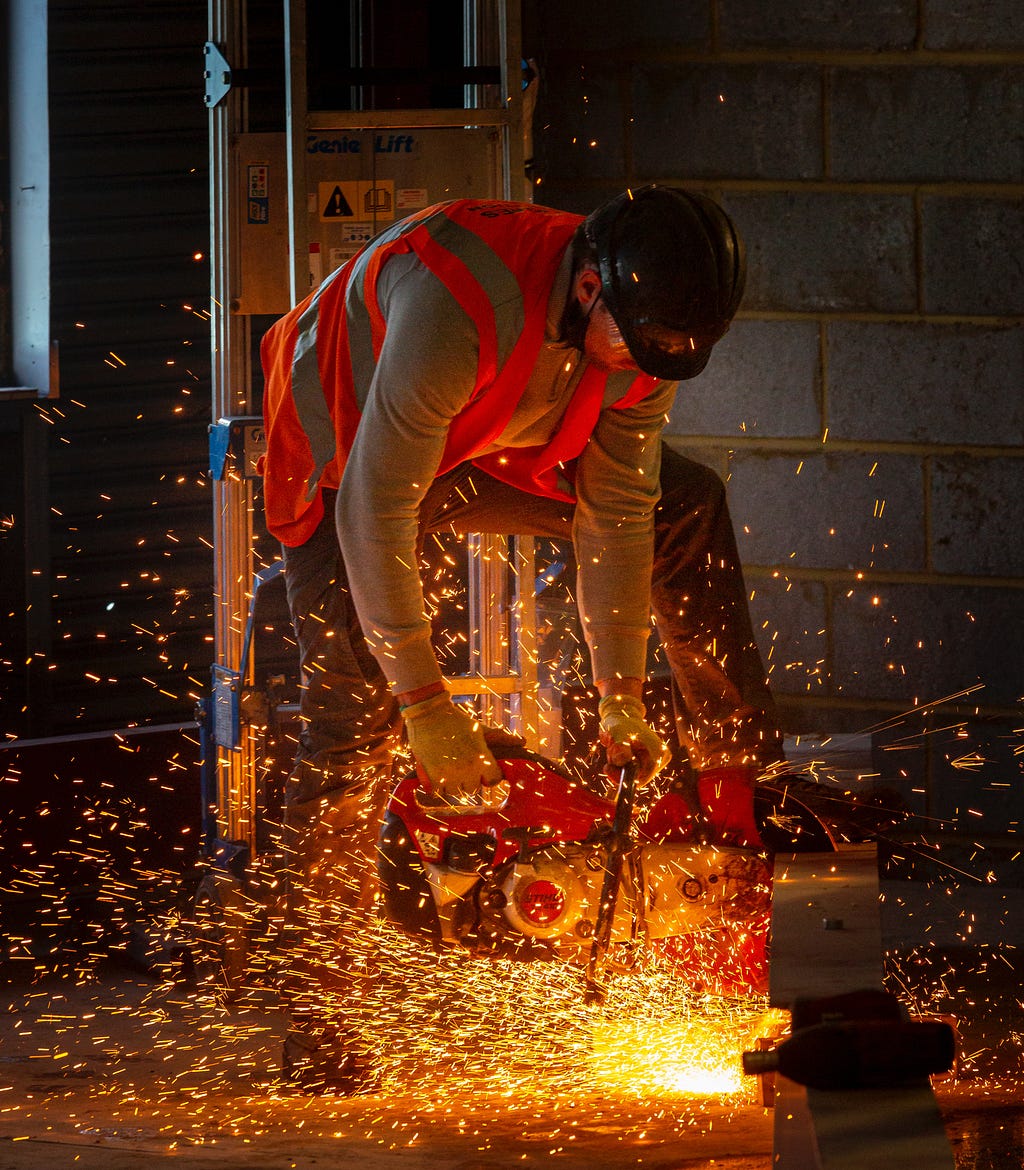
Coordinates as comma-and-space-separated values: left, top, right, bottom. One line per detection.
323, 186, 354, 217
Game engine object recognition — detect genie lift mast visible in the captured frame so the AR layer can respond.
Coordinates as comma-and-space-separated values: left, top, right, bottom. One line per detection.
201, 0, 535, 896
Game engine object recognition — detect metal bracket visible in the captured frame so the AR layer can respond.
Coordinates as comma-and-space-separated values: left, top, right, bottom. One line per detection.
211, 663, 243, 749
204, 41, 281, 108
209, 414, 266, 480
208, 561, 286, 751
204, 41, 233, 108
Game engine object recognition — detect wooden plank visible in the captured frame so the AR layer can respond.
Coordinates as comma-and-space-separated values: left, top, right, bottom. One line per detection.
768, 845, 955, 1170
807, 1084, 955, 1170
769, 845, 883, 1007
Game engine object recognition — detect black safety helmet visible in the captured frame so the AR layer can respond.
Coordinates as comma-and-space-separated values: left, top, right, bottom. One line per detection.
584, 184, 746, 381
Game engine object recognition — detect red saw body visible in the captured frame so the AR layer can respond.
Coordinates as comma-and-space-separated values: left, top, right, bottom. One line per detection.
377, 748, 786, 995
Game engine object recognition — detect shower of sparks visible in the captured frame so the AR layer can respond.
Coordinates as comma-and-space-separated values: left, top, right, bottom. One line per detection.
2, 715, 1021, 1158
336, 922, 768, 1100
0, 895, 777, 1157
949, 752, 988, 772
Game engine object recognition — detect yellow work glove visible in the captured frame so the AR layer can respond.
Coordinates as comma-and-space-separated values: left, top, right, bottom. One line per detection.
402, 692, 506, 809
598, 693, 669, 784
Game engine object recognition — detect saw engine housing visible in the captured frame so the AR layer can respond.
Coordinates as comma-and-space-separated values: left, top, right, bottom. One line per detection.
377, 750, 773, 968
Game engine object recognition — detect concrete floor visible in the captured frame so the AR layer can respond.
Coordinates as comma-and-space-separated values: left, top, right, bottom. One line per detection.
0, 880, 1021, 1170
0, 964, 777, 1170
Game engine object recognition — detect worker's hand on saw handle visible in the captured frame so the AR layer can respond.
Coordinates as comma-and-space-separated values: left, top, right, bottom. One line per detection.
598, 693, 670, 785
402, 691, 508, 808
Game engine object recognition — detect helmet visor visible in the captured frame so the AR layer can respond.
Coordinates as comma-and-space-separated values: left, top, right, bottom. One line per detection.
626, 320, 728, 382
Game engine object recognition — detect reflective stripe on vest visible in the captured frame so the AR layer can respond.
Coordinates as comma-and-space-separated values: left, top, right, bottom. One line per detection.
287, 202, 529, 498
290, 211, 429, 499
291, 266, 344, 502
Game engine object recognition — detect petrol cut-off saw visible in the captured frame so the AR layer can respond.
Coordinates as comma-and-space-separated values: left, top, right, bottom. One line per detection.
377, 746, 839, 999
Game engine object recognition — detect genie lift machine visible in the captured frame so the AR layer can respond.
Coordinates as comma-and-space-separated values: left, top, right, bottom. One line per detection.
199, 0, 537, 973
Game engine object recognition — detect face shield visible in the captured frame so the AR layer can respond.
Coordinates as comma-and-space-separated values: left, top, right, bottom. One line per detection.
627, 320, 730, 381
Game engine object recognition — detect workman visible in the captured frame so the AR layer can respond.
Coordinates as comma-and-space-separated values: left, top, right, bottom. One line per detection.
260, 186, 783, 1092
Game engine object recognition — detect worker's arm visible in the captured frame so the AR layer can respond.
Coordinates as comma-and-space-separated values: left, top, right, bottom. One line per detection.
337, 257, 475, 691
336, 258, 502, 803
575, 379, 677, 780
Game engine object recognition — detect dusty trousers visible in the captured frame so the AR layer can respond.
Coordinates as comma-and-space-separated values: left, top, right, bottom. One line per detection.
278, 765, 391, 1037
276, 509, 398, 1036
276, 498, 400, 1036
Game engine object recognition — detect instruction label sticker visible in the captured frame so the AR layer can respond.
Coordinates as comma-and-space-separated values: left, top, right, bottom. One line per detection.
308, 242, 323, 290
397, 187, 429, 210
341, 222, 374, 245
247, 163, 270, 223
318, 180, 395, 223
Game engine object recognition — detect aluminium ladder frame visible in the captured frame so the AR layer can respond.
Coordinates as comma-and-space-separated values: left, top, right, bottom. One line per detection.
206, 0, 537, 865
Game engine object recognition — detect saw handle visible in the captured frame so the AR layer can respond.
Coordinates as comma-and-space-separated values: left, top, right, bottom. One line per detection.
584, 759, 640, 1004
609, 757, 639, 840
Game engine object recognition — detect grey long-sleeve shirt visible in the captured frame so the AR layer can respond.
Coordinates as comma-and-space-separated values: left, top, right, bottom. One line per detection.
335, 248, 677, 696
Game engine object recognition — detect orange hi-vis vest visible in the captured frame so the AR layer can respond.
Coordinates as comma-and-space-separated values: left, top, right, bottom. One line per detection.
260, 199, 660, 547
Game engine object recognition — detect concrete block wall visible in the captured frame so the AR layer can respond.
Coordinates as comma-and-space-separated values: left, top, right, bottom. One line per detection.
525, 0, 1024, 839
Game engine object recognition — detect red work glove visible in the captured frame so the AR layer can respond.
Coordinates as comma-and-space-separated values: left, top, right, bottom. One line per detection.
697, 765, 764, 849
638, 788, 698, 844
